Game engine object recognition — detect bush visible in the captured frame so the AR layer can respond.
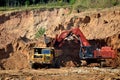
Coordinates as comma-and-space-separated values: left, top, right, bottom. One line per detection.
35, 27, 45, 38
75, 0, 120, 10
70, 0, 76, 5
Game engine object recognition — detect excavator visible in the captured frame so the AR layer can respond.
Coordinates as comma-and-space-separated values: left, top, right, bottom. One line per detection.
53, 27, 116, 67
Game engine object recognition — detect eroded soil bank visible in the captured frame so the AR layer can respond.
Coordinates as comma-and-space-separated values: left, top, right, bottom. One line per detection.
0, 7, 120, 70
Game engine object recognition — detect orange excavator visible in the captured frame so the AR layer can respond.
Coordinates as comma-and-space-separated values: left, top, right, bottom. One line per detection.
52, 27, 116, 67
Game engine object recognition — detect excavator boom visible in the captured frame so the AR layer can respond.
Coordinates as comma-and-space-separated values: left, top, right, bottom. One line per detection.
70, 28, 90, 46
54, 28, 90, 47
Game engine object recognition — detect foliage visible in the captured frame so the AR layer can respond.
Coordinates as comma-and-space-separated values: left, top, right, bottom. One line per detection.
75, 0, 120, 9
69, 0, 76, 5
25, 0, 30, 7
0, 0, 120, 12
35, 27, 45, 38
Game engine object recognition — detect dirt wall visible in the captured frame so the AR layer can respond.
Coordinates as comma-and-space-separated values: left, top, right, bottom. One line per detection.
0, 7, 120, 69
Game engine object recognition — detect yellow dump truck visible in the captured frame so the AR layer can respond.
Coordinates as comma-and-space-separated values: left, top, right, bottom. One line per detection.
30, 47, 57, 68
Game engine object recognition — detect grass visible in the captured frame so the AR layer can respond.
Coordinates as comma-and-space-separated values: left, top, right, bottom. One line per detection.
0, 3, 72, 14
0, 0, 120, 14
73, 0, 120, 10
0, 2, 71, 11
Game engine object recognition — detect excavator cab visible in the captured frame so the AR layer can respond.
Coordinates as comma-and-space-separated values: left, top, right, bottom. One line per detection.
79, 46, 94, 59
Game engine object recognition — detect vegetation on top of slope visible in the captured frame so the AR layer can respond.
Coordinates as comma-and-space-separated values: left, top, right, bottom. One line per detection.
0, 0, 120, 12
74, 0, 120, 9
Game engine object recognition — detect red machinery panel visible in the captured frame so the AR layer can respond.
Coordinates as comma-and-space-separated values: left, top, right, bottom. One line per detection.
94, 47, 116, 59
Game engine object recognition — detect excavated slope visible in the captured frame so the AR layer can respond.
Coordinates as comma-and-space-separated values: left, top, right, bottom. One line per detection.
0, 7, 120, 69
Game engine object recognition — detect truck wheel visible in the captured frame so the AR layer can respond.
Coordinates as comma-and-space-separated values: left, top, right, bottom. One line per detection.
31, 63, 40, 69
54, 58, 60, 68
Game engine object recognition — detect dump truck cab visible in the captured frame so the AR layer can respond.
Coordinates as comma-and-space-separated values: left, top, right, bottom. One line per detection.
30, 47, 55, 68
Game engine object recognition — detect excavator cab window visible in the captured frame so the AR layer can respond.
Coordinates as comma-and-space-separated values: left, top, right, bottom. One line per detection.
79, 46, 94, 59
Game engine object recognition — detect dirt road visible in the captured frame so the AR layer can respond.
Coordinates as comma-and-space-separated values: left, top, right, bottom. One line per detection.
0, 67, 120, 80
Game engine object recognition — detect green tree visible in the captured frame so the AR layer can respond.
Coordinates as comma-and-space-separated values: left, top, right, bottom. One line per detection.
32, 0, 35, 4
6, 0, 10, 7
69, 0, 76, 4
25, 0, 30, 7
39, 0, 44, 3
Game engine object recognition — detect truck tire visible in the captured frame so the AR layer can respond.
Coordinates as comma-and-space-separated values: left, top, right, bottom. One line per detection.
31, 63, 40, 69
53, 58, 60, 68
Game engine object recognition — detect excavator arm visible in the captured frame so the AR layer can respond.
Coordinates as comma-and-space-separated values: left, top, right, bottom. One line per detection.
53, 27, 116, 60
54, 28, 90, 47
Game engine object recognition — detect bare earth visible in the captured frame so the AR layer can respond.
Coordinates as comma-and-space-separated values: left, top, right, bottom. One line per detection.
0, 67, 120, 80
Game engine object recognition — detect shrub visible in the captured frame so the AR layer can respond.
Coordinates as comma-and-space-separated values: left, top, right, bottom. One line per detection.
35, 27, 45, 38
74, 0, 120, 10
70, 0, 76, 5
